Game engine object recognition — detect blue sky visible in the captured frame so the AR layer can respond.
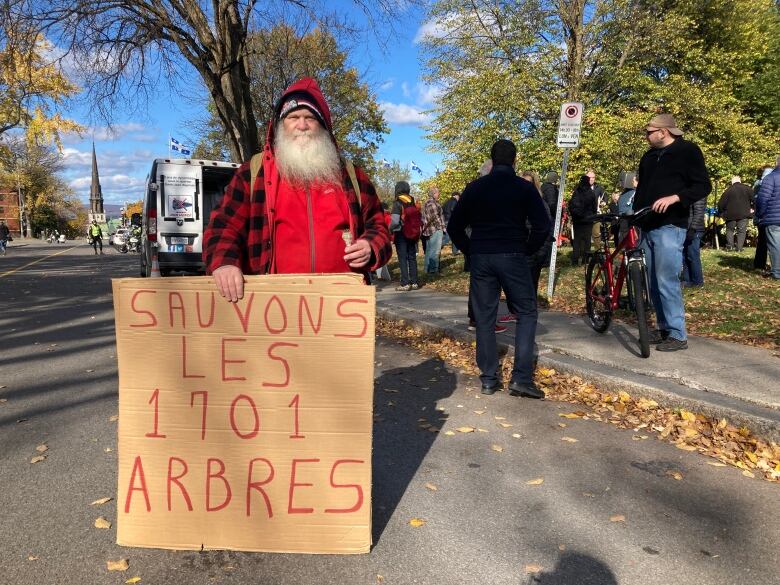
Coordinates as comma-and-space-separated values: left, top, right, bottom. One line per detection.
59, 4, 443, 207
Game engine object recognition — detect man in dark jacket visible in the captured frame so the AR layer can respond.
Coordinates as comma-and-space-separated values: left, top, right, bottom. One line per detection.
633, 113, 712, 351
448, 139, 552, 398
204, 77, 391, 301
442, 192, 460, 253
682, 197, 706, 287
718, 176, 754, 252
755, 157, 780, 279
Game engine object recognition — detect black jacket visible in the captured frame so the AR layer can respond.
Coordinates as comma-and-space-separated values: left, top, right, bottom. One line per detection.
718, 183, 753, 220
633, 137, 712, 230
447, 165, 552, 256
442, 197, 458, 223
541, 182, 558, 219
568, 186, 597, 226
688, 197, 706, 232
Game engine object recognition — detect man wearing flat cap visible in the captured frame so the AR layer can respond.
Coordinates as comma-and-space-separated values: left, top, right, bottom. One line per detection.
633, 113, 712, 351
204, 76, 392, 301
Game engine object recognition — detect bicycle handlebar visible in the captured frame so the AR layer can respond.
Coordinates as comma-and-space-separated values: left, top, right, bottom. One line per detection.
586, 206, 653, 226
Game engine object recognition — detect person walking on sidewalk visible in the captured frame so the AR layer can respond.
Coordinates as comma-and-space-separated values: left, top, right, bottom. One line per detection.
204, 77, 391, 301
718, 176, 754, 252
448, 139, 552, 398
0, 220, 9, 255
422, 186, 445, 274
390, 181, 421, 291
633, 113, 712, 351
754, 156, 780, 280
89, 221, 104, 255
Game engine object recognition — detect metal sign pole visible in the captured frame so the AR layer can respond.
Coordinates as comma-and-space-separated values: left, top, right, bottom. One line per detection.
546, 147, 571, 299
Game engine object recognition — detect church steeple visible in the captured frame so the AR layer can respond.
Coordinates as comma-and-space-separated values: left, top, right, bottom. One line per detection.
88, 142, 105, 224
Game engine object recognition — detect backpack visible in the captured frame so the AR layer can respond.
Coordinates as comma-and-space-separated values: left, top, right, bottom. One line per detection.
401, 203, 422, 241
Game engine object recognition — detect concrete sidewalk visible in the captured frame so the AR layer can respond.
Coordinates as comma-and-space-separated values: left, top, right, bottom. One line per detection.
376, 283, 780, 441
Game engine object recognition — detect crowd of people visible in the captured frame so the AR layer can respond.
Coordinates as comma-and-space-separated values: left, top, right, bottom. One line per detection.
200, 76, 777, 400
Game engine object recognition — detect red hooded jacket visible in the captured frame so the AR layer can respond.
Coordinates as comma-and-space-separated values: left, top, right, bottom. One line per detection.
203, 77, 391, 276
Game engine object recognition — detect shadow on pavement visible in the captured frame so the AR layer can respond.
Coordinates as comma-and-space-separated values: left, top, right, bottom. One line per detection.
526, 551, 617, 585
371, 355, 457, 544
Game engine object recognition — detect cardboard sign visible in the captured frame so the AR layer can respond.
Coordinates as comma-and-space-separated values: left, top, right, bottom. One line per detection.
112, 274, 374, 554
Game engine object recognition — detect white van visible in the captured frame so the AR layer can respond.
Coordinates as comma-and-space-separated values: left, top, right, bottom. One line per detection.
139, 158, 239, 276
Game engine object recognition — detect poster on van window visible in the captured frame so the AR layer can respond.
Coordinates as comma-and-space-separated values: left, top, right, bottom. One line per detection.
163, 175, 196, 219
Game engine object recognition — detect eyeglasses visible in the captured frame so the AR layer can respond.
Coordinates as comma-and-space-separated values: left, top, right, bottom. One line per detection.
645, 128, 663, 136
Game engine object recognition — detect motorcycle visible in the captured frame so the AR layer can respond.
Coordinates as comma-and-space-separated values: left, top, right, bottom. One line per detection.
127, 226, 141, 254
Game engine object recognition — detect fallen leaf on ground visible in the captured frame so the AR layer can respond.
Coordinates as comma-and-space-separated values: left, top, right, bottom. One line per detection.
30, 455, 46, 464
425, 483, 438, 491
107, 559, 129, 572
409, 518, 425, 527
707, 462, 727, 467
477, 428, 489, 433
456, 426, 475, 433
742, 470, 755, 478
91, 497, 113, 506
85, 369, 95, 373
444, 430, 455, 436
125, 578, 142, 584
491, 444, 503, 453
675, 443, 697, 452
610, 515, 626, 522
36, 444, 48, 453
558, 544, 566, 551
28, 555, 38, 561
95, 517, 112, 529
558, 423, 567, 428
474, 410, 486, 415
494, 416, 506, 420
512, 433, 521, 438
525, 564, 543, 574
666, 470, 684, 481
526, 478, 544, 485
561, 437, 578, 443
498, 422, 513, 428
559, 412, 584, 419
105, 448, 113, 452
109, 415, 119, 422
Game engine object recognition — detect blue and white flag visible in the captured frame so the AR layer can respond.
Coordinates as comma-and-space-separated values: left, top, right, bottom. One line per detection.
381, 158, 392, 169
170, 137, 192, 156
411, 160, 423, 175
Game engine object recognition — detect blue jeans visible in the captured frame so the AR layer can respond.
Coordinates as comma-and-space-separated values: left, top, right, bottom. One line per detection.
424, 230, 443, 273
395, 234, 418, 286
765, 225, 780, 279
641, 225, 687, 341
682, 230, 704, 286
470, 253, 537, 387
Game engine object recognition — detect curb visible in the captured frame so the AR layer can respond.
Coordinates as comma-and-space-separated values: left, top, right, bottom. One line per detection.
377, 306, 780, 443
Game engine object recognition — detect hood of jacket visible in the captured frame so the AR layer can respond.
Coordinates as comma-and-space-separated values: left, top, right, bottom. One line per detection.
265, 77, 335, 152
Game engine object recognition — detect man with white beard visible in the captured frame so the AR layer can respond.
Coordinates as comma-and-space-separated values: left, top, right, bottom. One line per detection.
204, 77, 391, 301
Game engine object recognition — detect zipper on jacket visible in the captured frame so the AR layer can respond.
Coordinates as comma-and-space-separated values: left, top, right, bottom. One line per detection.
306, 186, 315, 271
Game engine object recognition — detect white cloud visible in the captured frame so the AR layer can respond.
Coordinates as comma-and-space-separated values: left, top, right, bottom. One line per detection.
416, 83, 443, 106
380, 102, 432, 126
379, 79, 395, 91
401, 82, 412, 98
414, 17, 454, 44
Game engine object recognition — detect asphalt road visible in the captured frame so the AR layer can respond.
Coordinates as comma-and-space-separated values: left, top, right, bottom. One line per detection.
1, 242, 778, 585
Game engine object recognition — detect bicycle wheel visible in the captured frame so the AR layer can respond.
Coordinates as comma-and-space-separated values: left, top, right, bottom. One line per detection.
585, 255, 612, 332
629, 261, 651, 358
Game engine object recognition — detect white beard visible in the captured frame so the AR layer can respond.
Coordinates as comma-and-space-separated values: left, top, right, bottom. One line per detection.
274, 124, 341, 187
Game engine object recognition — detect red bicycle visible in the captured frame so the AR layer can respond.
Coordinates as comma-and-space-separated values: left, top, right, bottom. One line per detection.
584, 207, 653, 357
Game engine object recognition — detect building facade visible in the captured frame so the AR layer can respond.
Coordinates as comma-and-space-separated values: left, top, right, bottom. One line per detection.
0, 188, 22, 236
